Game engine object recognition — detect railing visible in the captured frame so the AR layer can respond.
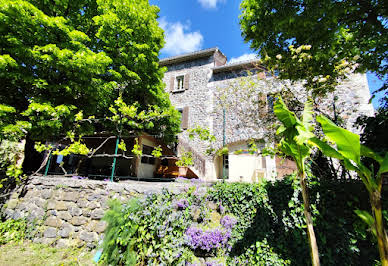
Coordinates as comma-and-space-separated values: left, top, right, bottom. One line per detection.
177, 138, 206, 177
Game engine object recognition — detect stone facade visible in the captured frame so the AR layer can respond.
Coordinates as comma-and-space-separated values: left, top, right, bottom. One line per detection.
2, 176, 190, 248
161, 48, 374, 181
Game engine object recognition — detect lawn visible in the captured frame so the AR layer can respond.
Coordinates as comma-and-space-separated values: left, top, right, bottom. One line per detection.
0, 241, 95, 266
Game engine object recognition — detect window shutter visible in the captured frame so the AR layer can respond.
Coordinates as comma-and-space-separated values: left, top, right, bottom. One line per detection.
181, 106, 189, 129
259, 93, 267, 118
184, 73, 190, 90
169, 76, 174, 91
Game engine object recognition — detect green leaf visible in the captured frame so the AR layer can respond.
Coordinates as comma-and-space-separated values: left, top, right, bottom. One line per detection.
378, 152, 388, 175
354, 210, 376, 237
316, 115, 360, 164
360, 145, 383, 164
309, 137, 344, 160
274, 97, 297, 128
301, 99, 314, 131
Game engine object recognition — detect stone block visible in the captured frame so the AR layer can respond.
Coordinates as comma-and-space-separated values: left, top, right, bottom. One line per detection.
47, 200, 56, 210
7, 199, 18, 209
79, 231, 98, 243
87, 193, 101, 201
44, 216, 63, 228
33, 197, 46, 208
86, 201, 100, 210
44, 227, 57, 238
27, 207, 45, 222
94, 221, 107, 233
77, 199, 88, 208
41, 190, 53, 199
59, 223, 74, 238
69, 206, 82, 216
56, 239, 70, 248
91, 209, 104, 220
57, 211, 72, 221
70, 216, 88, 226
83, 209, 91, 217
62, 192, 79, 202
56, 201, 67, 211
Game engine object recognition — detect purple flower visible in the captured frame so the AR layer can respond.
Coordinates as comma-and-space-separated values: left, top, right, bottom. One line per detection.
176, 198, 189, 210
220, 215, 237, 229
185, 226, 231, 252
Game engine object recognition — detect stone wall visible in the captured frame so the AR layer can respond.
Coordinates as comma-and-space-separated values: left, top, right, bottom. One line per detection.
162, 49, 374, 181
2, 176, 189, 249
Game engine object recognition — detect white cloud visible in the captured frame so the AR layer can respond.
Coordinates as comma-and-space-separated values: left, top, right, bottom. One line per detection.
228, 53, 258, 64
197, 0, 225, 9
159, 18, 203, 56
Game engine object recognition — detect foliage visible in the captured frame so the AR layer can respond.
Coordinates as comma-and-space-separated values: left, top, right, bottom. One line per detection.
0, 0, 180, 183
176, 150, 194, 167
357, 106, 388, 156
311, 114, 388, 264
0, 241, 93, 265
100, 177, 388, 265
101, 189, 198, 265
0, 219, 29, 244
209, 178, 388, 265
273, 96, 320, 265
240, 0, 387, 96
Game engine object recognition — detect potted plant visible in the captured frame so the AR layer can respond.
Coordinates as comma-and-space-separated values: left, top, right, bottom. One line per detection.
175, 150, 193, 177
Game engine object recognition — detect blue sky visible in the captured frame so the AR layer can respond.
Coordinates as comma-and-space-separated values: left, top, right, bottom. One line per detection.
150, 0, 383, 108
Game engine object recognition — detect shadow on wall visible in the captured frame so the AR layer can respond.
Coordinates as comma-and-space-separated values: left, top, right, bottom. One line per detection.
227, 178, 386, 265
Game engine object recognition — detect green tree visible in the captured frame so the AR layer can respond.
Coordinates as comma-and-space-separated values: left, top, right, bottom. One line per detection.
239, 0, 387, 96
0, 0, 180, 184
0, 0, 179, 142
274, 96, 320, 266
311, 115, 388, 265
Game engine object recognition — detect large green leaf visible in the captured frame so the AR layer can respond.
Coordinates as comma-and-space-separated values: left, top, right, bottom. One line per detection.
274, 97, 297, 128
316, 115, 360, 164
361, 144, 383, 164
378, 152, 388, 175
301, 99, 314, 131
309, 137, 344, 160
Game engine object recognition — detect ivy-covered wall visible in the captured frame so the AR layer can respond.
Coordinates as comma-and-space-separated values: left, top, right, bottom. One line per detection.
99, 176, 387, 265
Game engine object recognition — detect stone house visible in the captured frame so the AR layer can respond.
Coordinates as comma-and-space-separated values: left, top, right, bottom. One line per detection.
159, 47, 374, 182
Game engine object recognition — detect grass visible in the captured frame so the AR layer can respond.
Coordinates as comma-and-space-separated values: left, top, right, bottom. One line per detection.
0, 241, 95, 266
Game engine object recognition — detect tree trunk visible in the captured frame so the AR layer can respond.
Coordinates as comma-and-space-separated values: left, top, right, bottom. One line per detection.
371, 189, 388, 266
299, 171, 320, 266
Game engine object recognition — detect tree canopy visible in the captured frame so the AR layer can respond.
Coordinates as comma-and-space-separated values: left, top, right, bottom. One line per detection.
0, 0, 180, 142
239, 0, 387, 96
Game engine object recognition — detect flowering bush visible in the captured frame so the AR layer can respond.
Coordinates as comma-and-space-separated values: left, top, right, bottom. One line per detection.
220, 215, 237, 229
185, 227, 231, 252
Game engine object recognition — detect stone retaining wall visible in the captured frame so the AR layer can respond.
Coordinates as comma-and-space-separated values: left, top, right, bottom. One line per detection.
2, 176, 189, 249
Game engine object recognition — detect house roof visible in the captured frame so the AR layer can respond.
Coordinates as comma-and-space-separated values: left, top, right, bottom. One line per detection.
159, 47, 225, 66
213, 59, 266, 73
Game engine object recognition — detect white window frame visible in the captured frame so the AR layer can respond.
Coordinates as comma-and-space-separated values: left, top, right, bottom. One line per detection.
175, 75, 185, 92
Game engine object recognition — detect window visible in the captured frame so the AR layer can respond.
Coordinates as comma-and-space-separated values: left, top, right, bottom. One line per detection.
267, 94, 275, 113
177, 107, 189, 130
141, 145, 155, 165
176, 75, 184, 91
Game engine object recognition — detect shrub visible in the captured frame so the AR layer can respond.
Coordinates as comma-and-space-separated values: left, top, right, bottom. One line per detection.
0, 219, 29, 244
100, 176, 387, 265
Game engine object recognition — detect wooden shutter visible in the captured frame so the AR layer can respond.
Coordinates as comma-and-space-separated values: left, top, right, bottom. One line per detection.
181, 106, 189, 129
184, 73, 190, 90
169, 76, 174, 92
